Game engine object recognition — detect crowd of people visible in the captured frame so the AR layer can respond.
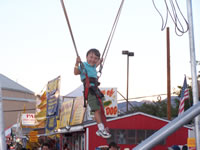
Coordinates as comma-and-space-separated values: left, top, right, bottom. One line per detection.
7, 141, 119, 150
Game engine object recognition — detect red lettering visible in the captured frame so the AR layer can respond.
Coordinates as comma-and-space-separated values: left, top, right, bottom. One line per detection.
114, 106, 117, 115
106, 107, 110, 115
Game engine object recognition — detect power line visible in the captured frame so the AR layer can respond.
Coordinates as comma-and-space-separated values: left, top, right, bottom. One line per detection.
117, 93, 170, 102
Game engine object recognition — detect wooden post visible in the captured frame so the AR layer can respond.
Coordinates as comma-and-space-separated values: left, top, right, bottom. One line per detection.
167, 27, 171, 120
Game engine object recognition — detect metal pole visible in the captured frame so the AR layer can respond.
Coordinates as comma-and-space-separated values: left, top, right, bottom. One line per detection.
167, 27, 171, 120
122, 50, 134, 112
127, 54, 129, 112
186, 0, 200, 149
0, 82, 7, 150
133, 101, 200, 150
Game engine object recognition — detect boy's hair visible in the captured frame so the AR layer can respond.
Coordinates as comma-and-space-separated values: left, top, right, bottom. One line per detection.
86, 48, 101, 58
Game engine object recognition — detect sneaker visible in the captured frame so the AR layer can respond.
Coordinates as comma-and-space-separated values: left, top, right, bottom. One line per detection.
96, 129, 111, 138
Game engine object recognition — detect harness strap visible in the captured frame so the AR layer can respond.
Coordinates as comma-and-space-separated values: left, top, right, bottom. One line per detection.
83, 74, 90, 107
83, 78, 107, 127
96, 94, 107, 127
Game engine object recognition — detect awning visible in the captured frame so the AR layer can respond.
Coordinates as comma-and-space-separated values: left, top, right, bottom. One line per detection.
38, 125, 84, 137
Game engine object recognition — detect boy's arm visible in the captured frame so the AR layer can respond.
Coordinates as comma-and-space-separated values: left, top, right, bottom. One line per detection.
96, 58, 103, 67
74, 56, 81, 75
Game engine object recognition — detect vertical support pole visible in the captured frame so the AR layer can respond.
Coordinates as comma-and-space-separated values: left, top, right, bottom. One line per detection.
127, 54, 129, 112
186, 0, 200, 149
167, 27, 171, 120
0, 82, 6, 150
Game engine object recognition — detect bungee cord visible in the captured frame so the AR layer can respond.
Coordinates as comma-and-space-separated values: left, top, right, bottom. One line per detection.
60, 0, 125, 77
60, 0, 87, 71
152, 0, 189, 36
98, 0, 125, 77
60, 0, 79, 57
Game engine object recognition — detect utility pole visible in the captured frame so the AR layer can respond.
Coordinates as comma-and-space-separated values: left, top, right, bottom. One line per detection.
166, 27, 171, 120
187, 0, 200, 149
0, 82, 7, 150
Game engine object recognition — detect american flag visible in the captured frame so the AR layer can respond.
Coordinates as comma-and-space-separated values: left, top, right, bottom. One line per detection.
178, 76, 189, 115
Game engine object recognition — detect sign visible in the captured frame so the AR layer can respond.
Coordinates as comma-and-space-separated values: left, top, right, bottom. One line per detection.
29, 136, 38, 143
101, 88, 118, 117
187, 137, 196, 148
60, 99, 74, 128
87, 88, 118, 119
29, 131, 38, 143
46, 76, 60, 117
70, 97, 86, 125
21, 113, 35, 126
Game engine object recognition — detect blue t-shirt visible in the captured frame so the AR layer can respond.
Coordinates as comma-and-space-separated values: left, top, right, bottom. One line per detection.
78, 62, 97, 82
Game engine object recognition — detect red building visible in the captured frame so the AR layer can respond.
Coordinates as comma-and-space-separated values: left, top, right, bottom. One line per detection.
59, 112, 191, 150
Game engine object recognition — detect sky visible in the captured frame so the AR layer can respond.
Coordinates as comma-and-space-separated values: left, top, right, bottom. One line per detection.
0, 0, 200, 102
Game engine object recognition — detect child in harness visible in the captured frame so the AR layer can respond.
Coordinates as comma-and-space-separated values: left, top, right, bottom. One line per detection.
74, 48, 111, 138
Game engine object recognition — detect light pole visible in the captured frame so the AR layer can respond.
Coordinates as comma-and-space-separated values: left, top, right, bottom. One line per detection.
122, 50, 134, 112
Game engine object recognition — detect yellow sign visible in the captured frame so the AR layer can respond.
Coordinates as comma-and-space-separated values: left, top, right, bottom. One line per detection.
187, 137, 196, 147
60, 99, 74, 128
29, 131, 38, 136
29, 136, 38, 143
70, 96, 86, 126
29, 131, 38, 143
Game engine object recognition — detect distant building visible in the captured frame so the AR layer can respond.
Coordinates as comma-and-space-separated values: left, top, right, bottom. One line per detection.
0, 74, 36, 129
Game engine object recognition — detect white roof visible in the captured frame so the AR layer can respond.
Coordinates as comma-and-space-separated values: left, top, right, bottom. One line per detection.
65, 85, 84, 97
0, 74, 34, 94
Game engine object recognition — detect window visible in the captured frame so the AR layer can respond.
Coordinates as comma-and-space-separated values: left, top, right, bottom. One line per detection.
107, 129, 166, 145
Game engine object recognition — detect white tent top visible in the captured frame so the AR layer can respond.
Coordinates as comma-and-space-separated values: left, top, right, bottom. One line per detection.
65, 85, 84, 97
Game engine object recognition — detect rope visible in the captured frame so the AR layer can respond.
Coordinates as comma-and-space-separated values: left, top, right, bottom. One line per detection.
60, 0, 79, 57
152, 0, 189, 36
60, 0, 125, 76
98, 0, 125, 77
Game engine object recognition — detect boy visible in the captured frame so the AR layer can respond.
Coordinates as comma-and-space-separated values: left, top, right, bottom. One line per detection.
74, 48, 111, 138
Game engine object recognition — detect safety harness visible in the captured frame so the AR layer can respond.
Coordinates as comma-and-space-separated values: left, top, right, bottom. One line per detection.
60, 0, 125, 128
82, 75, 107, 127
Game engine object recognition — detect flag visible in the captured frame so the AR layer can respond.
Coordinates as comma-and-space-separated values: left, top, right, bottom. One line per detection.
178, 76, 189, 115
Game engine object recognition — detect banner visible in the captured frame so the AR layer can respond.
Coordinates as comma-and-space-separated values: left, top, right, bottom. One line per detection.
35, 91, 47, 128
59, 99, 74, 128
70, 96, 86, 126
46, 76, 60, 117
46, 116, 57, 131
46, 76, 60, 133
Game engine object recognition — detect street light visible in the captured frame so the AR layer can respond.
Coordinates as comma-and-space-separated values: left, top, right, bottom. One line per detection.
122, 50, 134, 112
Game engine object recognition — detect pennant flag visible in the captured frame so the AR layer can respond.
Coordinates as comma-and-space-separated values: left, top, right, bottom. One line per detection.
35, 91, 47, 128
178, 76, 189, 115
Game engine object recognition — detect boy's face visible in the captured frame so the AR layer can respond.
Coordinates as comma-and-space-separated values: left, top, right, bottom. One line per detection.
86, 52, 99, 66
